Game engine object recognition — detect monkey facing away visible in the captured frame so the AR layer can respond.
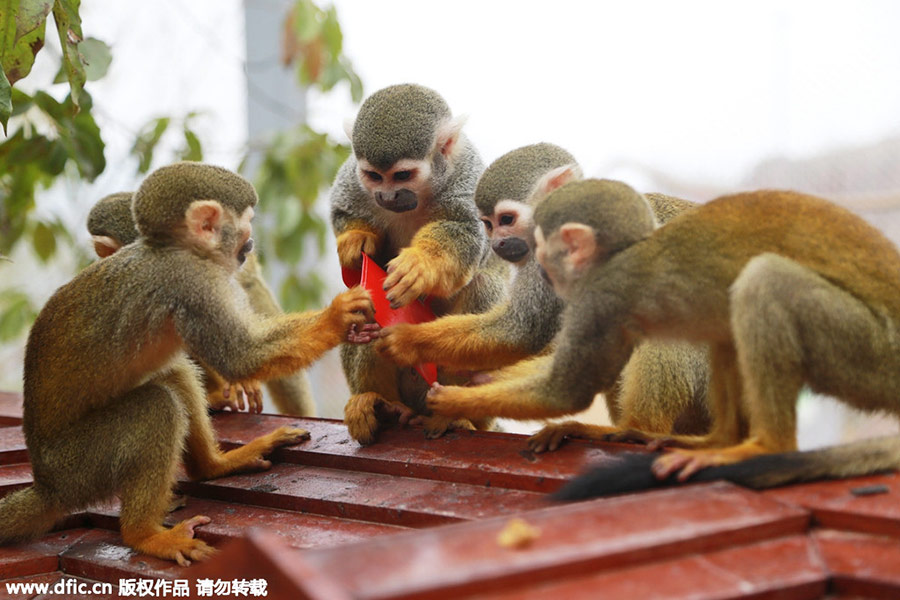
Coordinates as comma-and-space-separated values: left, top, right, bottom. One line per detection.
481, 178, 900, 499
0, 162, 374, 564
330, 83, 507, 443
88, 192, 314, 416
385, 144, 708, 442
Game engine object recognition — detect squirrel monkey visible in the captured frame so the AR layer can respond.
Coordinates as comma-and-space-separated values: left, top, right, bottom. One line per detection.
88, 192, 314, 416
390, 144, 708, 442
0, 162, 374, 565
509, 178, 900, 499
330, 83, 507, 443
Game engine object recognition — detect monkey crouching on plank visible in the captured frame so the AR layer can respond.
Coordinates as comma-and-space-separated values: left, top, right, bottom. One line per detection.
0, 162, 375, 565
330, 83, 508, 444
492, 178, 900, 500
397, 144, 708, 443
88, 191, 315, 416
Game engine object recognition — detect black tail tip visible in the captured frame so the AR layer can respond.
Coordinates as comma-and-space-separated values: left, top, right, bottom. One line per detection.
552, 452, 665, 501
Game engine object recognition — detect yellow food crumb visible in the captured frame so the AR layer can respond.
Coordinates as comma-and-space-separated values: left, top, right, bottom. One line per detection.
496, 517, 541, 549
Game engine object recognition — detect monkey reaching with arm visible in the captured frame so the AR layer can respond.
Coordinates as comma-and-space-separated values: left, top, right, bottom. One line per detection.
383, 143, 708, 444
330, 83, 507, 443
479, 178, 900, 499
0, 162, 373, 564
88, 192, 314, 416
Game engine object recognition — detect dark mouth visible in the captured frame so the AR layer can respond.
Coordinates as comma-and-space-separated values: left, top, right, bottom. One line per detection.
238, 238, 254, 264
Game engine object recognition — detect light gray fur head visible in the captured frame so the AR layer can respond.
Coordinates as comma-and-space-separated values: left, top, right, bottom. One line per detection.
535, 179, 656, 252
474, 143, 578, 216
132, 162, 258, 243
351, 84, 452, 171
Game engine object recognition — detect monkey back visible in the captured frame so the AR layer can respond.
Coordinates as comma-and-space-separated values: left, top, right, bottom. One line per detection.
351, 84, 451, 171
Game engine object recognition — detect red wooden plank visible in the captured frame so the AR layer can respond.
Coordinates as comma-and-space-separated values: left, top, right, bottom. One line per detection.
58, 529, 186, 582
0, 463, 33, 495
211, 412, 642, 493
815, 529, 900, 599
0, 530, 93, 579
293, 482, 809, 600
0, 426, 26, 465
0, 391, 23, 426
764, 473, 900, 537
180, 462, 547, 527
86, 497, 408, 549
478, 535, 827, 600
188, 531, 352, 600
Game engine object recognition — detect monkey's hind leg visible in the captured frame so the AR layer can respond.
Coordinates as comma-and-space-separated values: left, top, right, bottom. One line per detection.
168, 359, 309, 481
342, 343, 414, 445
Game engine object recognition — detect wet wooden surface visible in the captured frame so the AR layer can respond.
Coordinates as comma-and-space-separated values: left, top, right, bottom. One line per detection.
0, 391, 898, 599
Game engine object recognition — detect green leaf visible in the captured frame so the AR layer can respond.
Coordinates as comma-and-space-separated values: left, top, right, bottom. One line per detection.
180, 126, 202, 162
31, 220, 55, 261
0, 290, 36, 341
51, 0, 85, 111
131, 116, 170, 173
292, 0, 321, 42
0, 67, 10, 134
78, 36, 110, 81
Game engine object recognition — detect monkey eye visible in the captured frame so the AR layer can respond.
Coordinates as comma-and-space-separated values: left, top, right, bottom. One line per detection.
499, 214, 515, 226
481, 219, 493, 233
364, 170, 383, 182
393, 170, 413, 182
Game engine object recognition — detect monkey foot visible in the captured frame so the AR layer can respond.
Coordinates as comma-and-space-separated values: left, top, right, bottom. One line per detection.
604, 428, 666, 445
409, 414, 476, 439
344, 393, 414, 445
129, 516, 216, 567
652, 441, 769, 482
528, 422, 619, 453
207, 426, 309, 478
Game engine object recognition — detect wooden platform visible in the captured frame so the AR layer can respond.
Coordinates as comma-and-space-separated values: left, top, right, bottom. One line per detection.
0, 390, 898, 599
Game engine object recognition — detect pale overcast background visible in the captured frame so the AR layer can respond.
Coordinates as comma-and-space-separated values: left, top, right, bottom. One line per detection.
2, 0, 899, 445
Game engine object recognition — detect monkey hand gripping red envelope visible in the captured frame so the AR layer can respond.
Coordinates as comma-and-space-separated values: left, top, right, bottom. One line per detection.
342, 254, 439, 385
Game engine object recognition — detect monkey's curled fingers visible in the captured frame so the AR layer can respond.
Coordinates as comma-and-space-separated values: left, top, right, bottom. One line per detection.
211, 426, 310, 478
328, 287, 376, 333
408, 414, 476, 440
344, 392, 415, 445
347, 322, 382, 344
131, 515, 216, 567
383, 247, 440, 308
425, 383, 474, 419
374, 323, 423, 366
527, 422, 620, 453
224, 380, 264, 414
336, 229, 379, 269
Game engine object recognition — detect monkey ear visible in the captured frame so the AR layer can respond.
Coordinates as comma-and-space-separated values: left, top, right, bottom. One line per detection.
435, 115, 468, 159
92, 236, 121, 258
185, 200, 224, 245
343, 116, 355, 141
559, 223, 598, 270
534, 164, 581, 200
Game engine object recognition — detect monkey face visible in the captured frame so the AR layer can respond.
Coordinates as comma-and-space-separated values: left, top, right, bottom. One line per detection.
357, 158, 432, 214
482, 200, 534, 264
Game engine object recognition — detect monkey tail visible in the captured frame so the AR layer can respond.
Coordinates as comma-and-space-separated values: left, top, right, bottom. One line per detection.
553, 436, 900, 501
0, 486, 65, 543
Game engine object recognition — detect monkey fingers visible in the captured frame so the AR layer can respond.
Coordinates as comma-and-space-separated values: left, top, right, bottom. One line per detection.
652, 441, 769, 482
383, 249, 439, 308
425, 383, 477, 419
336, 229, 379, 268
409, 414, 477, 439
331, 287, 376, 330
347, 323, 382, 344
374, 324, 422, 365
344, 392, 414, 445
130, 515, 216, 567
528, 422, 621, 453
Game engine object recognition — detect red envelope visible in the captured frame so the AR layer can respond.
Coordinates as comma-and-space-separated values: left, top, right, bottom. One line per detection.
342, 254, 438, 385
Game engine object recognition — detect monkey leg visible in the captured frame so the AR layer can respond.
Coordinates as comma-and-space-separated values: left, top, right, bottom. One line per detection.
528, 422, 624, 453
411, 414, 477, 439
0, 486, 66, 543
164, 359, 309, 481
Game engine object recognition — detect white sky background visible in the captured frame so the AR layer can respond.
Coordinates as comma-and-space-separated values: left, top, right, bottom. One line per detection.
4, 1, 900, 440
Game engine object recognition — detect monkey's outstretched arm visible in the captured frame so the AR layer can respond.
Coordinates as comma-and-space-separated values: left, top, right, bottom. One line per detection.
176, 273, 373, 383
427, 306, 633, 420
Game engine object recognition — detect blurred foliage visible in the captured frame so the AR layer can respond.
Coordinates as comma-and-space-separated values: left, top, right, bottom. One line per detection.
130, 112, 205, 174
248, 0, 362, 311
